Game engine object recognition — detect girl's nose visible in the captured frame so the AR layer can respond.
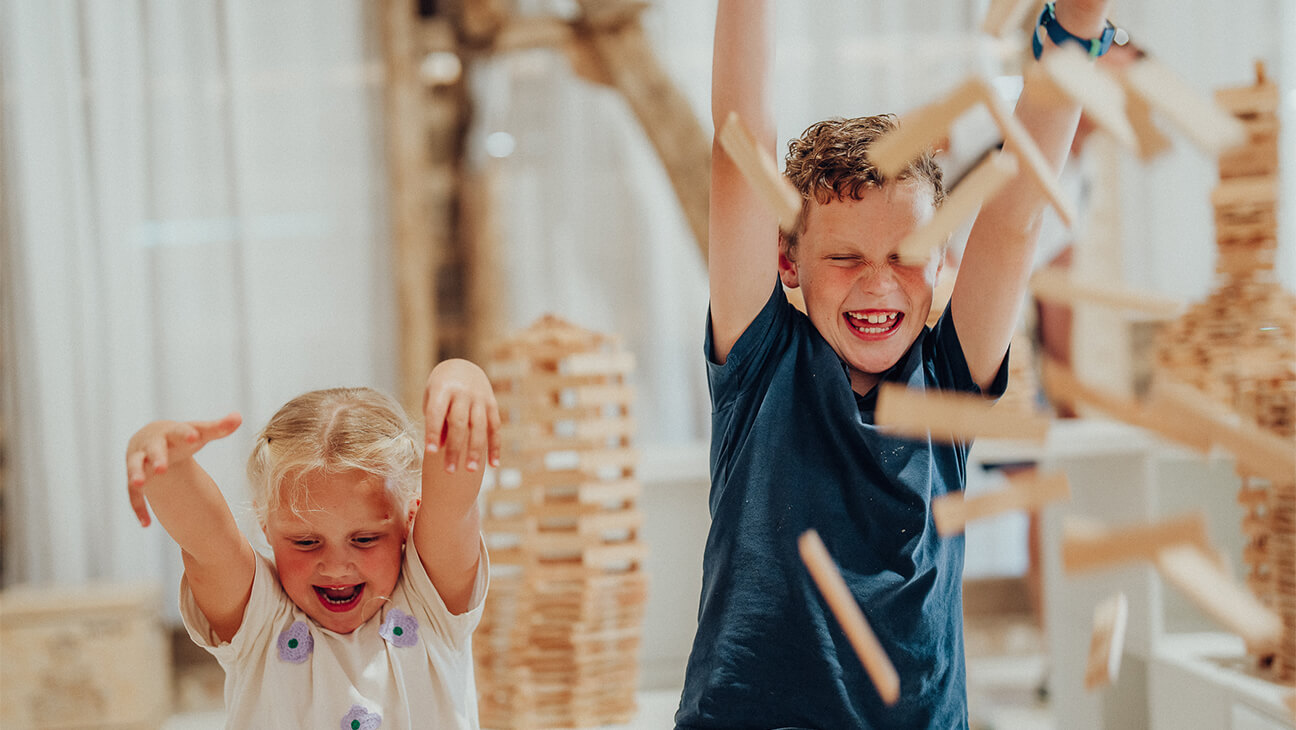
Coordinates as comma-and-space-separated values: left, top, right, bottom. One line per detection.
317, 546, 354, 578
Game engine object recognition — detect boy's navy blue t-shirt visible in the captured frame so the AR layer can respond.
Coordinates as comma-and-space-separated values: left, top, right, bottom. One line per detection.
676, 282, 1008, 730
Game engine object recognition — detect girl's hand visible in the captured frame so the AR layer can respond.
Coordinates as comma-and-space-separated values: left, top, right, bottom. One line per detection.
423, 359, 501, 474
125, 413, 242, 527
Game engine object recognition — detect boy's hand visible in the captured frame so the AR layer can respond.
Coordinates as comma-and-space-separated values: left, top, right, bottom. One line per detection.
423, 359, 501, 474
125, 413, 242, 527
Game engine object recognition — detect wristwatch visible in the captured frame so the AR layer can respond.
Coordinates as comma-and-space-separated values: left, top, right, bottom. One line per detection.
1031, 2, 1118, 60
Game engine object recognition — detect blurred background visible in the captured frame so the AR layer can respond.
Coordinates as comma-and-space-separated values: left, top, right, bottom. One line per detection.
2, 1, 1294, 728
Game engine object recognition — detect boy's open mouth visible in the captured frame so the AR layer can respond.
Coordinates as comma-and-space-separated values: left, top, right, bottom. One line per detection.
845, 310, 902, 336
314, 584, 365, 612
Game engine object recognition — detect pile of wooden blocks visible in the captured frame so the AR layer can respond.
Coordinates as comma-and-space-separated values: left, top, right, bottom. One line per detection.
1153, 64, 1296, 680
475, 315, 647, 728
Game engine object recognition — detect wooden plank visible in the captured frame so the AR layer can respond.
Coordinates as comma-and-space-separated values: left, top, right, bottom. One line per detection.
1115, 74, 1173, 161
871, 78, 986, 179
1061, 512, 1212, 574
1029, 267, 1185, 317
875, 383, 1050, 443
1122, 58, 1246, 156
932, 470, 1070, 537
1155, 544, 1282, 650
718, 111, 803, 233
561, 351, 636, 376
1144, 383, 1296, 484
798, 530, 901, 706
1037, 46, 1137, 149
1084, 592, 1129, 690
896, 151, 1019, 264
978, 78, 1077, 226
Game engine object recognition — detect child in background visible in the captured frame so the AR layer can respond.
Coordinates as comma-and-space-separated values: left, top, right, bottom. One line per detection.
678, 1, 1112, 727
126, 358, 498, 729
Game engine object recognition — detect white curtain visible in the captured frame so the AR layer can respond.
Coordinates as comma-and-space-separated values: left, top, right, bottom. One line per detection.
1, 0, 396, 617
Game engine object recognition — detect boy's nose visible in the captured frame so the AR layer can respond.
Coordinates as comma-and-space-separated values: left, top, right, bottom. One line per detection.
857, 264, 898, 293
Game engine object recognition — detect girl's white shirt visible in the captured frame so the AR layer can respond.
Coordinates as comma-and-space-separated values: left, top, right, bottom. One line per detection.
180, 537, 489, 729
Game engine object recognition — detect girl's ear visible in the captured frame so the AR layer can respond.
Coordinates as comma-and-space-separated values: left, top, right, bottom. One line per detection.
407, 498, 421, 527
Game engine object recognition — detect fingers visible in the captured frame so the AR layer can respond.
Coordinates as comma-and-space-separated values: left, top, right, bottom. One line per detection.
486, 399, 501, 468
128, 485, 152, 527
191, 412, 242, 445
425, 388, 453, 454
440, 396, 472, 473
465, 402, 488, 473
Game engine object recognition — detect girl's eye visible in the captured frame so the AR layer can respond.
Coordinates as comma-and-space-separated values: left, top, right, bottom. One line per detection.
292, 539, 319, 549
353, 536, 379, 546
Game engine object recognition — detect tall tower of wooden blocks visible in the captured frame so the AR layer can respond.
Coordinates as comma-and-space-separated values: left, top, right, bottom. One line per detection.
1154, 63, 1296, 679
476, 315, 647, 728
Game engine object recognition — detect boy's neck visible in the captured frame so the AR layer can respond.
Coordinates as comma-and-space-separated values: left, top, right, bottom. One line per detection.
849, 369, 882, 397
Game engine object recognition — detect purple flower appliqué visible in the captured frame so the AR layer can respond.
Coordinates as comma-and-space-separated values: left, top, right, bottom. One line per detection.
276, 621, 314, 664
378, 607, 419, 648
340, 704, 381, 730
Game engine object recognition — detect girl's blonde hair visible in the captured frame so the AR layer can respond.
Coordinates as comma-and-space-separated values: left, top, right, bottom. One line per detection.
247, 387, 422, 524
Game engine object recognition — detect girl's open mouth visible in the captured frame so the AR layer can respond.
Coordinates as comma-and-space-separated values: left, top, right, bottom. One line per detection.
314, 584, 365, 612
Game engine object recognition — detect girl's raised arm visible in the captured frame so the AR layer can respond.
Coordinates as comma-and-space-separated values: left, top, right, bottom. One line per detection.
415, 359, 499, 614
127, 413, 255, 642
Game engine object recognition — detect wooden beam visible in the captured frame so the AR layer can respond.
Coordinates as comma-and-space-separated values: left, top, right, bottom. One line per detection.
871, 78, 986, 179
897, 152, 1019, 264
932, 470, 1070, 537
1035, 46, 1137, 149
875, 383, 1051, 443
1122, 58, 1247, 157
1144, 383, 1296, 484
1156, 544, 1282, 650
1084, 592, 1129, 690
718, 112, 802, 233
980, 76, 1078, 227
1062, 512, 1212, 574
1028, 267, 1185, 318
798, 530, 900, 706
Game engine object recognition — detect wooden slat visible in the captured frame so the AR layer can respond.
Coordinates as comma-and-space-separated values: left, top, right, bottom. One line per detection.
980, 77, 1077, 227
798, 530, 901, 706
1037, 46, 1136, 149
981, 0, 1036, 37
718, 111, 803, 232
1084, 592, 1129, 690
897, 152, 1018, 264
1061, 512, 1212, 574
1122, 58, 1246, 156
875, 383, 1050, 443
1029, 267, 1185, 317
871, 78, 986, 179
932, 470, 1070, 537
1155, 545, 1282, 650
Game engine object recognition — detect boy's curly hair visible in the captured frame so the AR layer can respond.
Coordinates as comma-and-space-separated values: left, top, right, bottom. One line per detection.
783, 115, 945, 246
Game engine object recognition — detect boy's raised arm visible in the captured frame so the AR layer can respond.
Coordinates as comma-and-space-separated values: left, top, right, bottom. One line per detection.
951, 0, 1112, 390
709, 0, 780, 364
415, 358, 499, 614
127, 413, 255, 642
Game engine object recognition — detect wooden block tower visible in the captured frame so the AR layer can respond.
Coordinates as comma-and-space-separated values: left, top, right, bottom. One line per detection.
1153, 63, 1296, 679
476, 315, 647, 728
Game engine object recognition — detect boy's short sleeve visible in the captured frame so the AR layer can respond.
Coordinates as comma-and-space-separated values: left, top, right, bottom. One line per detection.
398, 536, 489, 651
930, 304, 1010, 399
705, 281, 792, 410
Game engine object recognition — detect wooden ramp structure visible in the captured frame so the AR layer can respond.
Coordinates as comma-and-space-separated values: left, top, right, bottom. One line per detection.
1153, 63, 1296, 680
477, 316, 647, 728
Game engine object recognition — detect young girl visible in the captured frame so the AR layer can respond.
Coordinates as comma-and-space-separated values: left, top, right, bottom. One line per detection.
126, 359, 498, 729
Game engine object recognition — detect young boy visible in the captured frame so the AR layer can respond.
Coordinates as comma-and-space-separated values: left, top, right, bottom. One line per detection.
677, 2, 1113, 727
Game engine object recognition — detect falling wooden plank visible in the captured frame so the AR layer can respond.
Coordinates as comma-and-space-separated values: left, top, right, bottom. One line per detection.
1115, 73, 1173, 161
876, 383, 1050, 443
1084, 592, 1129, 690
718, 111, 803, 233
933, 470, 1070, 537
1144, 383, 1296, 484
1155, 544, 1282, 650
1029, 267, 1185, 317
1122, 58, 1246, 156
798, 530, 901, 706
897, 152, 1019, 264
871, 78, 987, 179
981, 0, 1036, 37
1061, 512, 1212, 574
979, 78, 1077, 226
1036, 46, 1137, 149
